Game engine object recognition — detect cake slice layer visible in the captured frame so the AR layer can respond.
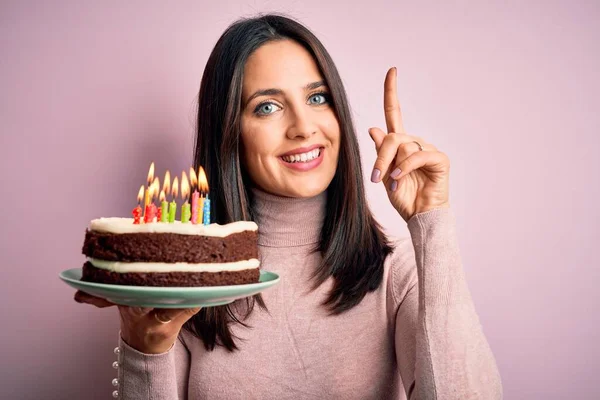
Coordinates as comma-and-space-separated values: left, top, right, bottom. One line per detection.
82, 230, 258, 263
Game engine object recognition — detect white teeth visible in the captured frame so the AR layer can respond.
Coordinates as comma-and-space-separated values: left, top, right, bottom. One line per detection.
282, 148, 321, 163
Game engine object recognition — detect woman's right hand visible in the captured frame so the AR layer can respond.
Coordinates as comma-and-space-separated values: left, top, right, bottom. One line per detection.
74, 290, 201, 354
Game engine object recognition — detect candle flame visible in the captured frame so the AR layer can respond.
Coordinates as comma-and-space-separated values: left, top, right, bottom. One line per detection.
159, 190, 166, 202
171, 176, 179, 199
147, 162, 155, 186
198, 166, 209, 193
137, 185, 144, 204
151, 177, 160, 201
189, 167, 198, 189
181, 171, 190, 200
162, 170, 171, 196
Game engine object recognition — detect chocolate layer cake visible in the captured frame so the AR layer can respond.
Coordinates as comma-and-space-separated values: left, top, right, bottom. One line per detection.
81, 218, 260, 287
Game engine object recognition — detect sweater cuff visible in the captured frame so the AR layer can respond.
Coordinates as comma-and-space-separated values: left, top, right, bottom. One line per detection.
407, 207, 470, 306
117, 335, 178, 399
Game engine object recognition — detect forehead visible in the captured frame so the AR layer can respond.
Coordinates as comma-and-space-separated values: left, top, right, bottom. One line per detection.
242, 40, 323, 93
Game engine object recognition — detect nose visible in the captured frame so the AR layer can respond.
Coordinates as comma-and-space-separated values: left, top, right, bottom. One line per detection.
286, 105, 317, 140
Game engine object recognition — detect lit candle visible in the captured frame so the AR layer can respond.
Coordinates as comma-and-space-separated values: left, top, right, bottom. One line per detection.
161, 170, 171, 223
132, 185, 144, 224
142, 162, 155, 219
181, 171, 191, 223
190, 167, 199, 224
150, 177, 160, 223
203, 172, 211, 226
144, 184, 156, 223
182, 203, 191, 223
168, 177, 179, 223
146, 206, 156, 223
203, 195, 211, 225
159, 190, 167, 222
198, 166, 208, 224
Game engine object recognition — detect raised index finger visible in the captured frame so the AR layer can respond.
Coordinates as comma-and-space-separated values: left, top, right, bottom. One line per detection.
384, 67, 405, 134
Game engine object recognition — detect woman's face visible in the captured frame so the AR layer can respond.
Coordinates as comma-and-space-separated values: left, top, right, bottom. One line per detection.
240, 39, 340, 198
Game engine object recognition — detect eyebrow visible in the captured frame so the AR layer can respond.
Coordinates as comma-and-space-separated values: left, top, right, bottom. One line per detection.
245, 80, 327, 106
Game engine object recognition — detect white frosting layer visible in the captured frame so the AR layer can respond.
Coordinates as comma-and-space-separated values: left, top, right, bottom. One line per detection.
88, 258, 260, 273
90, 218, 257, 236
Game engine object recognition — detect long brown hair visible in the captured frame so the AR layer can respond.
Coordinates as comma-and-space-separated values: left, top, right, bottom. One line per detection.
184, 14, 393, 351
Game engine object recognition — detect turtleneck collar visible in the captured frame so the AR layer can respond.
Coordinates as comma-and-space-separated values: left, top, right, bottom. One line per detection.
250, 188, 326, 248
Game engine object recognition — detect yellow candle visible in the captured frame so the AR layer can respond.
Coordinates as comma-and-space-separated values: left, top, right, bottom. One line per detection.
170, 176, 179, 223
198, 196, 205, 223
143, 162, 155, 218
144, 188, 150, 208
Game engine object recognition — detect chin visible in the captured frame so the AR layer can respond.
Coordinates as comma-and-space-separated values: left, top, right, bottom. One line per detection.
289, 186, 327, 198
261, 179, 329, 199
286, 176, 332, 198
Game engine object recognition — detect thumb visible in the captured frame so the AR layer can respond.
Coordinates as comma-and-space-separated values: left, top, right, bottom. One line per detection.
368, 127, 386, 151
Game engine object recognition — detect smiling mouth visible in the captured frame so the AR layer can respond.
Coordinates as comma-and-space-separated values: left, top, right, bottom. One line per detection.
280, 148, 323, 163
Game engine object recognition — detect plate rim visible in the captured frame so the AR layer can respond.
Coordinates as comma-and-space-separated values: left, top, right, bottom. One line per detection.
59, 267, 280, 292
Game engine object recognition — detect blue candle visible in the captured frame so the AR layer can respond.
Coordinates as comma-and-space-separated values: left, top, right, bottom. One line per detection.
202, 196, 211, 225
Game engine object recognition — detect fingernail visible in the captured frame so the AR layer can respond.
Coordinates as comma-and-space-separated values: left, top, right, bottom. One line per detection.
371, 169, 381, 183
390, 168, 401, 178
391, 180, 398, 192
74, 297, 83, 303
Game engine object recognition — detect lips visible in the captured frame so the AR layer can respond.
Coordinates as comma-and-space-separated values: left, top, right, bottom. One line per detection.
281, 148, 321, 163
278, 145, 325, 171
279, 144, 323, 157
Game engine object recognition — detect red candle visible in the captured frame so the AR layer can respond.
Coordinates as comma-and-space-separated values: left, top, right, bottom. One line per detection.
143, 205, 154, 223
144, 184, 157, 223
133, 185, 144, 224
132, 205, 142, 224
144, 178, 161, 223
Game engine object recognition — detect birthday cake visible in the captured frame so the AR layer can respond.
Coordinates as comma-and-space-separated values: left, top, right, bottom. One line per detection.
81, 218, 260, 287
80, 163, 260, 287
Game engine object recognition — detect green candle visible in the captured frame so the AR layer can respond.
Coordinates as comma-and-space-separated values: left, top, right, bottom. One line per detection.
160, 201, 168, 223
168, 200, 176, 223
181, 202, 191, 223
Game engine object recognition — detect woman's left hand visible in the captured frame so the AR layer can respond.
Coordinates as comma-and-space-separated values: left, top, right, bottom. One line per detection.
369, 67, 450, 222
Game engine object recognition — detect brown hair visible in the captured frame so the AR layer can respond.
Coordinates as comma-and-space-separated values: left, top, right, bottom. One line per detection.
185, 14, 392, 351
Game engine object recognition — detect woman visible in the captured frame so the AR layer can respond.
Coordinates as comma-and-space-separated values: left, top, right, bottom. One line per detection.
76, 14, 502, 399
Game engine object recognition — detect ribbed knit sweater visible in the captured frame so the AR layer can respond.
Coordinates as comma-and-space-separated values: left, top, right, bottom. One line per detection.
114, 189, 502, 399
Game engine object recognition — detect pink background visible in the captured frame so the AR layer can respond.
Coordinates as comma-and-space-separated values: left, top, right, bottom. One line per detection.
1, 1, 598, 399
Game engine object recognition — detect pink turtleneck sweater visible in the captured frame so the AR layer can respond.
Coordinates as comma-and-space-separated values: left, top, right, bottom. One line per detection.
114, 190, 502, 399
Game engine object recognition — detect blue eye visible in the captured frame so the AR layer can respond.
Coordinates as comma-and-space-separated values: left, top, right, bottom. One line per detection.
308, 92, 330, 105
255, 102, 280, 116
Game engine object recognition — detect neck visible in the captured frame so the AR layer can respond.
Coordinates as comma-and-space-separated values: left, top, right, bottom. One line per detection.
250, 188, 326, 248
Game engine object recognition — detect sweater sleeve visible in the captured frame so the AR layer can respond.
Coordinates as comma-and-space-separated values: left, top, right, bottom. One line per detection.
115, 333, 191, 399
393, 208, 503, 399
